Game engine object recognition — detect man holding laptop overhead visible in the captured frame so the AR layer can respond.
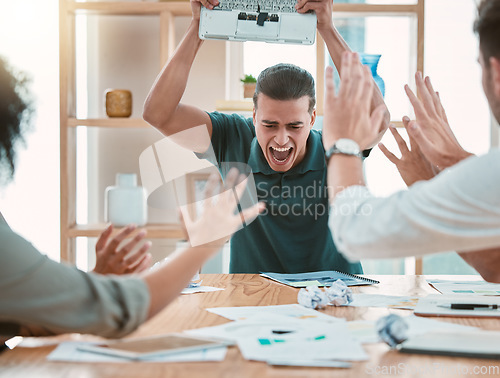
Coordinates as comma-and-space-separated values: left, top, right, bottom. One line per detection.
143, 0, 389, 274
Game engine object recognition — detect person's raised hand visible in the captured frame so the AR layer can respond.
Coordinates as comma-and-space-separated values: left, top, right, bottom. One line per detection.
179, 168, 265, 248
295, 0, 333, 31
190, 0, 219, 21
379, 117, 438, 187
322, 51, 386, 151
93, 224, 152, 275
404, 72, 474, 169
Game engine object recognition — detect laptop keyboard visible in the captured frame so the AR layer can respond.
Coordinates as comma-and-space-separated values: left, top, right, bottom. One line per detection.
213, 0, 298, 13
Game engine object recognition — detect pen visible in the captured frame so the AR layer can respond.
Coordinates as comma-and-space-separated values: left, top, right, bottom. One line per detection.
439, 303, 499, 310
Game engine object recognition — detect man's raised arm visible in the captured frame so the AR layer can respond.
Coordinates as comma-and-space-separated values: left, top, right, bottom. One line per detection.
143, 0, 217, 153
296, 0, 390, 138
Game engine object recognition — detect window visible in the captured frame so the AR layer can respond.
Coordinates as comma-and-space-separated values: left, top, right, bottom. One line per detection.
0, 0, 60, 261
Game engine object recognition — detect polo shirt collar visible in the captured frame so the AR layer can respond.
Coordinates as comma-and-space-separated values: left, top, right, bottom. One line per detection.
247, 130, 326, 175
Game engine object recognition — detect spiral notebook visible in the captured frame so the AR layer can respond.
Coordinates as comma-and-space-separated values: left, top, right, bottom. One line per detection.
260, 270, 379, 287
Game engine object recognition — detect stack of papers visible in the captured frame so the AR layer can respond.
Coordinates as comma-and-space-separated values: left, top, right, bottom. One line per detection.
188, 305, 480, 365
187, 312, 368, 364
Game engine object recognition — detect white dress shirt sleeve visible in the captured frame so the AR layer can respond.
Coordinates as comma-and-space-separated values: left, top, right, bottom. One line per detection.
329, 149, 500, 262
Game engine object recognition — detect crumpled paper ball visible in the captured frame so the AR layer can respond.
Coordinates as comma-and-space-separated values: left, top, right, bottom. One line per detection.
376, 314, 409, 348
298, 280, 353, 309
325, 279, 353, 306
298, 286, 330, 309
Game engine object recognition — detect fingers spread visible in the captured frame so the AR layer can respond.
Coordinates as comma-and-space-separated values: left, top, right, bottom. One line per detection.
123, 239, 152, 266
324, 65, 336, 103
403, 118, 422, 154
415, 72, 439, 118
118, 230, 148, 259
106, 224, 137, 253
295, 0, 325, 13
379, 143, 399, 165
406, 121, 433, 157
435, 92, 450, 124
233, 174, 250, 203
202, 172, 222, 206
200, 0, 214, 10
389, 124, 409, 154
338, 51, 352, 97
125, 251, 152, 274
224, 167, 239, 190
239, 202, 266, 226
404, 84, 428, 121
95, 224, 113, 252
348, 54, 367, 102
424, 76, 442, 117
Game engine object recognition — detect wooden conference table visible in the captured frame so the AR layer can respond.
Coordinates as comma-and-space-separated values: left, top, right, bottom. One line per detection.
2, 274, 500, 378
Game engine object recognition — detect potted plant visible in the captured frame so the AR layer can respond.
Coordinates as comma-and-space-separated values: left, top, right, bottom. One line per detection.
240, 74, 257, 98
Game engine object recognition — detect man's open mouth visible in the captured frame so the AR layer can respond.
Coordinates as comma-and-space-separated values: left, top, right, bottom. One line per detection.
269, 146, 293, 165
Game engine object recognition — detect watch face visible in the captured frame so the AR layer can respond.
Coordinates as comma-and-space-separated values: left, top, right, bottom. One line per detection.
336, 138, 360, 155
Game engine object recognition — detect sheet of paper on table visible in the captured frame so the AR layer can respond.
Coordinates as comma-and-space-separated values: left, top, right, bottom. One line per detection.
47, 341, 227, 363
427, 279, 500, 296
237, 321, 368, 362
181, 286, 224, 294
207, 304, 342, 323
346, 293, 421, 310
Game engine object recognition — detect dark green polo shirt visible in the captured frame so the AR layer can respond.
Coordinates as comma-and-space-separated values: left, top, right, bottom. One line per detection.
202, 111, 362, 274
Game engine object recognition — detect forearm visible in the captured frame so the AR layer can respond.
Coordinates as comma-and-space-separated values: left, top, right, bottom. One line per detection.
1, 254, 150, 339
327, 155, 365, 201
319, 25, 390, 127
142, 244, 220, 319
459, 247, 500, 283
318, 24, 351, 68
143, 20, 203, 133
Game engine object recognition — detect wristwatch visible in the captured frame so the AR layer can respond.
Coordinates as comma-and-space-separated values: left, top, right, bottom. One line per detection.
325, 138, 362, 161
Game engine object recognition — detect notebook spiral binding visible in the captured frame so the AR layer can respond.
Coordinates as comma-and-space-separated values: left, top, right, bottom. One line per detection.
333, 270, 380, 285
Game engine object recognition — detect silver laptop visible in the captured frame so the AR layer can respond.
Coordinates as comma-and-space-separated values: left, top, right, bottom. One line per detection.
199, 0, 317, 45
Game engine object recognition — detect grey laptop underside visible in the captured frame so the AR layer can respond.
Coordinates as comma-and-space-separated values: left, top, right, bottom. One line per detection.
199, 2, 317, 45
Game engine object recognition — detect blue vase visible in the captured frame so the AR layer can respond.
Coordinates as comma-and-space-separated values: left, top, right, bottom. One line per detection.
360, 53, 385, 98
